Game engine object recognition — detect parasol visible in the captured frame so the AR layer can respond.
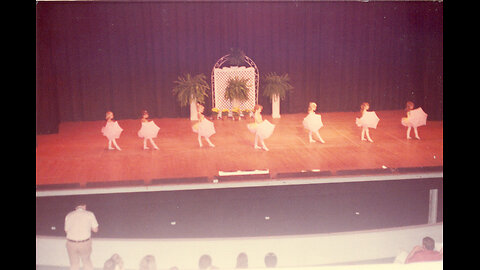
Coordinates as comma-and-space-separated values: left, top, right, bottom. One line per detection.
408, 107, 428, 127
356, 111, 380, 129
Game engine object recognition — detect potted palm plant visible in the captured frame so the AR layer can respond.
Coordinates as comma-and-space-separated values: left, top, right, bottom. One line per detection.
226, 48, 246, 67
261, 72, 293, 118
224, 76, 251, 111
172, 73, 210, 120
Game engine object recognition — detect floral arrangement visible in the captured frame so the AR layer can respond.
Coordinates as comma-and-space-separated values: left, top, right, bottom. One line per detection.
211, 108, 219, 119
221, 109, 229, 119
232, 107, 240, 120
242, 108, 251, 118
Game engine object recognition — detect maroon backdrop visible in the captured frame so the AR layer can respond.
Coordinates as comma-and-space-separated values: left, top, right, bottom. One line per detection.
36, 1, 442, 134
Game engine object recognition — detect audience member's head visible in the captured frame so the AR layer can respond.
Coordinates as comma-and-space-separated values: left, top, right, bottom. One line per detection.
139, 254, 157, 270
198, 254, 212, 270
104, 253, 124, 270
236, 252, 248, 268
422, 236, 436, 251
104, 259, 115, 270
264, 252, 277, 268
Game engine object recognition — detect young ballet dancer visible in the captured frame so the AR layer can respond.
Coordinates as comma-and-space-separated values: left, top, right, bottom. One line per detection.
247, 104, 275, 151
101, 111, 123, 150
192, 103, 216, 147
303, 102, 325, 143
137, 110, 160, 150
401, 101, 428, 140
355, 102, 379, 142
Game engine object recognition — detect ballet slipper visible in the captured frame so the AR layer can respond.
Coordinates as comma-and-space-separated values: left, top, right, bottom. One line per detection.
205, 138, 215, 148
414, 128, 420, 140
316, 133, 325, 143
198, 136, 203, 147
150, 141, 159, 150
365, 129, 373, 143
254, 145, 261, 150
366, 133, 374, 142
261, 141, 269, 151
111, 139, 122, 151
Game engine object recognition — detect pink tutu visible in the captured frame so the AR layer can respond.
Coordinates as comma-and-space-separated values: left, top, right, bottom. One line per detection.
248, 120, 275, 139
138, 121, 160, 139
101, 121, 123, 140
303, 113, 324, 132
401, 107, 428, 128
356, 111, 380, 129
192, 119, 216, 138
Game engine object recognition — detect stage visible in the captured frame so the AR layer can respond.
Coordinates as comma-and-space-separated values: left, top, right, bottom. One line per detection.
36, 110, 442, 189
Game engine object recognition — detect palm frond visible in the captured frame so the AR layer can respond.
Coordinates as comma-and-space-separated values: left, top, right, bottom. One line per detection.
172, 73, 210, 107
261, 72, 293, 100
224, 77, 251, 102
227, 48, 246, 66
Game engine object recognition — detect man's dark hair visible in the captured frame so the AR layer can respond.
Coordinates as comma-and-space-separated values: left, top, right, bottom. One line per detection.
264, 252, 277, 268
198, 254, 212, 270
422, 237, 435, 251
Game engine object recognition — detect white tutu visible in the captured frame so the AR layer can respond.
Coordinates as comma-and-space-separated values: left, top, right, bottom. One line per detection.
401, 117, 412, 127
101, 121, 123, 140
401, 107, 428, 128
248, 120, 275, 139
192, 119, 216, 138
356, 111, 380, 129
303, 113, 324, 132
247, 122, 258, 134
138, 121, 160, 139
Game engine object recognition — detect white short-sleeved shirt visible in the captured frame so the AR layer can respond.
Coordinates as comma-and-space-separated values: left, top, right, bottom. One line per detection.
64, 208, 99, 241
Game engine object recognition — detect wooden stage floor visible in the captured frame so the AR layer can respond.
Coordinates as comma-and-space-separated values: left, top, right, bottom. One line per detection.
36, 110, 443, 188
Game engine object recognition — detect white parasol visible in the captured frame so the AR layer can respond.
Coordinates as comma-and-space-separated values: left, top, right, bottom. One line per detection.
356, 111, 380, 129
408, 107, 428, 127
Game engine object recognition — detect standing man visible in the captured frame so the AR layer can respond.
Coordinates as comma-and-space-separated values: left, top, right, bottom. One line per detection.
64, 201, 99, 270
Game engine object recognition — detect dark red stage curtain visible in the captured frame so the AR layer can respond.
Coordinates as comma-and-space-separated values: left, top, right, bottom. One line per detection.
37, 5, 60, 134
36, 1, 443, 132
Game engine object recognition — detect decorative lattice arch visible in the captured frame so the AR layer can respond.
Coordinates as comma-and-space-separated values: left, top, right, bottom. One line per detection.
211, 54, 259, 111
